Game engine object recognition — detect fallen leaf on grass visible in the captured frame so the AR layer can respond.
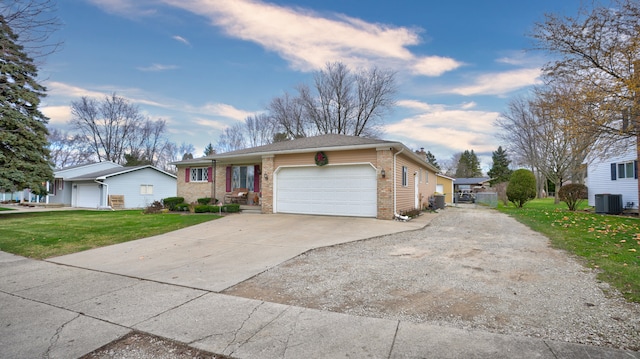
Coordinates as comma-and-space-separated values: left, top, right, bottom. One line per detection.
629, 249, 637, 252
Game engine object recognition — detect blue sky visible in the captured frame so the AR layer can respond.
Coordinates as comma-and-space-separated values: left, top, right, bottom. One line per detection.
39, 0, 584, 170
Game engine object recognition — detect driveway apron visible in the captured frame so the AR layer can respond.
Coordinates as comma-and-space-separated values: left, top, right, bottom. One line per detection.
48, 213, 432, 292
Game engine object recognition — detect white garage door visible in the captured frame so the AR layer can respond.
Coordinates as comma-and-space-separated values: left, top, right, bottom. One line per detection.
276, 165, 377, 217
75, 183, 101, 208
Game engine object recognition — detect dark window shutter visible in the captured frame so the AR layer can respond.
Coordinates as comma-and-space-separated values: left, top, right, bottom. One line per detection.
207, 167, 213, 182
611, 163, 617, 180
226, 166, 232, 192
635, 161, 638, 179
185, 167, 190, 183
254, 165, 260, 192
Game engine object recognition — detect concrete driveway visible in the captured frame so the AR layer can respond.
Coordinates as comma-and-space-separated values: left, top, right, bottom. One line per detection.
49, 213, 433, 292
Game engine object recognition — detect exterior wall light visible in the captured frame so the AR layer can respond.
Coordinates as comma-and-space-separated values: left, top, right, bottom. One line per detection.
264, 173, 268, 180
381, 169, 386, 178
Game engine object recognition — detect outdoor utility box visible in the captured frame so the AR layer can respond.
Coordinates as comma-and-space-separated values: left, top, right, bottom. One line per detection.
434, 195, 445, 209
594, 194, 623, 214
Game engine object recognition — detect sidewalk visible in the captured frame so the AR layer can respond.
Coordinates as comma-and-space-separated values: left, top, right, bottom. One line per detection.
2, 208, 640, 358
2, 251, 639, 358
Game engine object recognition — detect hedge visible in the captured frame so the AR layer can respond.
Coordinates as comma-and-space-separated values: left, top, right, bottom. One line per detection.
163, 197, 185, 211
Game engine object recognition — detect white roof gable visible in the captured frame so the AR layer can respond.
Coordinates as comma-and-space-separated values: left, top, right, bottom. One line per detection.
54, 162, 122, 179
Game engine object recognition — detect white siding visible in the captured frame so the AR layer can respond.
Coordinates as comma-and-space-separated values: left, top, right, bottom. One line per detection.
104, 168, 177, 208
587, 144, 638, 209
51, 162, 122, 206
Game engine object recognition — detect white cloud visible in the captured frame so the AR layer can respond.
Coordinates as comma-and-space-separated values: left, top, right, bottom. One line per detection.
397, 99, 434, 112
41, 106, 72, 125
197, 103, 254, 121
160, 0, 460, 76
385, 104, 500, 154
46, 81, 106, 99
44, 81, 169, 108
87, 0, 157, 17
137, 63, 179, 72
449, 68, 542, 96
193, 117, 229, 130
412, 56, 462, 76
172, 35, 190, 45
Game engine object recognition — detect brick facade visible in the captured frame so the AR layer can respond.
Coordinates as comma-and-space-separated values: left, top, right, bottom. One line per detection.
376, 148, 394, 219
175, 138, 438, 220
261, 156, 274, 214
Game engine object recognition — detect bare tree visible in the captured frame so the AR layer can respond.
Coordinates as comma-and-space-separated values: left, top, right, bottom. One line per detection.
532, 0, 640, 201
440, 152, 462, 178
47, 128, 95, 168
245, 113, 274, 147
268, 61, 396, 138
0, 0, 62, 59
70, 93, 144, 164
298, 62, 354, 135
496, 87, 592, 202
353, 66, 396, 137
129, 118, 171, 166
162, 142, 195, 173
216, 123, 247, 153
267, 91, 307, 139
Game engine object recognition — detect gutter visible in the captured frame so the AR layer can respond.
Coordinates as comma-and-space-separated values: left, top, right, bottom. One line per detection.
170, 142, 402, 166
393, 147, 405, 215
94, 179, 113, 210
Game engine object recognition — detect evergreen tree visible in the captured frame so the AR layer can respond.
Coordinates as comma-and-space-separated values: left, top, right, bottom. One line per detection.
203, 142, 215, 156
487, 146, 512, 184
455, 150, 482, 178
425, 151, 440, 170
0, 16, 52, 193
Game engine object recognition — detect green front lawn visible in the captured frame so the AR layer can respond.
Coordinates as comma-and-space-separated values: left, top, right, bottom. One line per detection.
0, 210, 220, 259
498, 198, 640, 303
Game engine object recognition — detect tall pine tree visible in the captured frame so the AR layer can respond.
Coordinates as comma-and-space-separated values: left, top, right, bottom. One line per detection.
0, 16, 52, 193
455, 150, 482, 178
488, 146, 512, 185
425, 151, 440, 170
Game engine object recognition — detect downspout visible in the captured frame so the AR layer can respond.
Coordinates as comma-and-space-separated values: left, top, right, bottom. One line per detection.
393, 147, 405, 215
211, 160, 216, 205
213, 159, 217, 205
94, 180, 112, 210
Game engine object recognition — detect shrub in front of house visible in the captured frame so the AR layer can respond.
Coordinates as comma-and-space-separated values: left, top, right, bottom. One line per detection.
163, 197, 185, 211
558, 183, 588, 211
175, 203, 190, 212
193, 204, 221, 213
222, 203, 240, 213
506, 169, 537, 208
197, 197, 218, 205
144, 200, 165, 214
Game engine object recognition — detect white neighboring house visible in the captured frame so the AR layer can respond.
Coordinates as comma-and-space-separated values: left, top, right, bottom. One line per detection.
586, 141, 638, 210
48, 162, 122, 206
48, 162, 177, 209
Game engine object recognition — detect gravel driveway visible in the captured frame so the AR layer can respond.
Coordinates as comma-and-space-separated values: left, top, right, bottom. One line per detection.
224, 206, 640, 351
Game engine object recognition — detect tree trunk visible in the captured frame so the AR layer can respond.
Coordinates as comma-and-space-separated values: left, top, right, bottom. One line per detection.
635, 61, 640, 211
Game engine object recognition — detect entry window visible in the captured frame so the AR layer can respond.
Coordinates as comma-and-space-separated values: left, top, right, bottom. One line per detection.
424, 170, 428, 183
402, 166, 408, 187
190, 168, 209, 182
232, 166, 254, 191
140, 184, 153, 195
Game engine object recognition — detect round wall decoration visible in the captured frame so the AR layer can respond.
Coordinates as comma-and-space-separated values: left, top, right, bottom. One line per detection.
315, 151, 328, 166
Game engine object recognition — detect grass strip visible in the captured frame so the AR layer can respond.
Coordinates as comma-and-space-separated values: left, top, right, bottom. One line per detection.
498, 198, 640, 303
0, 210, 220, 259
